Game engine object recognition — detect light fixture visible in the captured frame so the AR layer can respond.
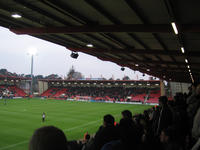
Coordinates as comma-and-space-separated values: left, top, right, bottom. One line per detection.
187, 65, 190, 69
135, 64, 139, 67
86, 44, 93, 47
181, 47, 185, 53
121, 67, 125, 71
189, 69, 191, 73
171, 22, 178, 34
142, 73, 145, 76
11, 13, 22, 18
147, 69, 150, 71
28, 47, 37, 56
70, 51, 79, 59
185, 59, 188, 63
190, 74, 194, 83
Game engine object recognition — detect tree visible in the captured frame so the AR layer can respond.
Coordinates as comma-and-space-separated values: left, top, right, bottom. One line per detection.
45, 74, 61, 79
35, 75, 44, 79
25, 74, 32, 78
0, 69, 8, 75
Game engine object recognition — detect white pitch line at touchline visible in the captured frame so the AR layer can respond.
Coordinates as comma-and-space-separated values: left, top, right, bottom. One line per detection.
0, 119, 101, 150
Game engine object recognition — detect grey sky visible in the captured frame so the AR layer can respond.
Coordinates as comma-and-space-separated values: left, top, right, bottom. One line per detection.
0, 26, 150, 80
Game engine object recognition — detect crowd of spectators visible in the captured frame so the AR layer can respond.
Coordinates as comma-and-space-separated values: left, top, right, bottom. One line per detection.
29, 81, 200, 150
49, 86, 156, 102
0, 86, 14, 98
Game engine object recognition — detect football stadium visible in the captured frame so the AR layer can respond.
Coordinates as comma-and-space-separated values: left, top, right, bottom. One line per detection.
0, 1, 200, 150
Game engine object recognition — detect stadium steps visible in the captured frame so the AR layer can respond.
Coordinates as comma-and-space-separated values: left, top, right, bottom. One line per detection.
8, 86, 26, 97
52, 88, 67, 97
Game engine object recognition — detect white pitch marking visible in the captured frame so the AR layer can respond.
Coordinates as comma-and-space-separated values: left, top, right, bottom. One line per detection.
0, 119, 101, 150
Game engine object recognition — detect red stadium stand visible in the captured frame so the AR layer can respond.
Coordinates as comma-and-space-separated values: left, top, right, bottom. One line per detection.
8, 86, 26, 97
52, 88, 68, 97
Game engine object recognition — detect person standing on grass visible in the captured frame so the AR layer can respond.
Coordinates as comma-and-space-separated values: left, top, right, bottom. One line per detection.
42, 112, 46, 122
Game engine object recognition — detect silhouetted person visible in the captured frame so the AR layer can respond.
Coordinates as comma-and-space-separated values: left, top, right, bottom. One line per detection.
90, 114, 119, 150
156, 96, 173, 136
29, 126, 68, 150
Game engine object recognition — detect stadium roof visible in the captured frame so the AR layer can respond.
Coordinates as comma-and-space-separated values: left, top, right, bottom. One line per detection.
38, 79, 161, 87
0, 0, 200, 83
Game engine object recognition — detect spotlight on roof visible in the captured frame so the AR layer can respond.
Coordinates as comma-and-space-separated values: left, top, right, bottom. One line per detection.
185, 59, 188, 63
70, 51, 79, 59
121, 67, 125, 71
181, 47, 185, 54
11, 13, 22, 18
86, 44, 93, 47
142, 73, 145, 77
171, 22, 178, 35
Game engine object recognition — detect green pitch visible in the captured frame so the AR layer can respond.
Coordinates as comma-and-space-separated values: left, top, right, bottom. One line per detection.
0, 98, 151, 150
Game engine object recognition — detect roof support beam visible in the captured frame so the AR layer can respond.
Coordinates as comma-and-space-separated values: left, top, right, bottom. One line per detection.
9, 24, 172, 35
67, 47, 200, 57
10, 24, 200, 35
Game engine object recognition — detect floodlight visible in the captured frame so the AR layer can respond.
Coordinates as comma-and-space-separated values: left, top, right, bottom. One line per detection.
28, 48, 37, 56
86, 44, 93, 47
11, 13, 22, 18
171, 22, 178, 34
185, 59, 188, 63
121, 67, 125, 71
181, 47, 185, 53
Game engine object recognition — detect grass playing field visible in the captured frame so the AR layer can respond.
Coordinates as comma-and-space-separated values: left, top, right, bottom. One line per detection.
0, 98, 152, 150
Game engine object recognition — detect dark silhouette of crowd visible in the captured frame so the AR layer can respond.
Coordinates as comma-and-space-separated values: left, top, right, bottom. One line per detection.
29, 82, 200, 150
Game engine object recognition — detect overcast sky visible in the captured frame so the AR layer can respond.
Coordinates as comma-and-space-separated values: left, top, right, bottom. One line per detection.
0, 26, 151, 80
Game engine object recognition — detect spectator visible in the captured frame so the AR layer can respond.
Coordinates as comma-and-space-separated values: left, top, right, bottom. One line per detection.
121, 110, 132, 120
160, 126, 183, 150
156, 96, 173, 136
29, 126, 68, 150
86, 114, 119, 150
187, 82, 200, 128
